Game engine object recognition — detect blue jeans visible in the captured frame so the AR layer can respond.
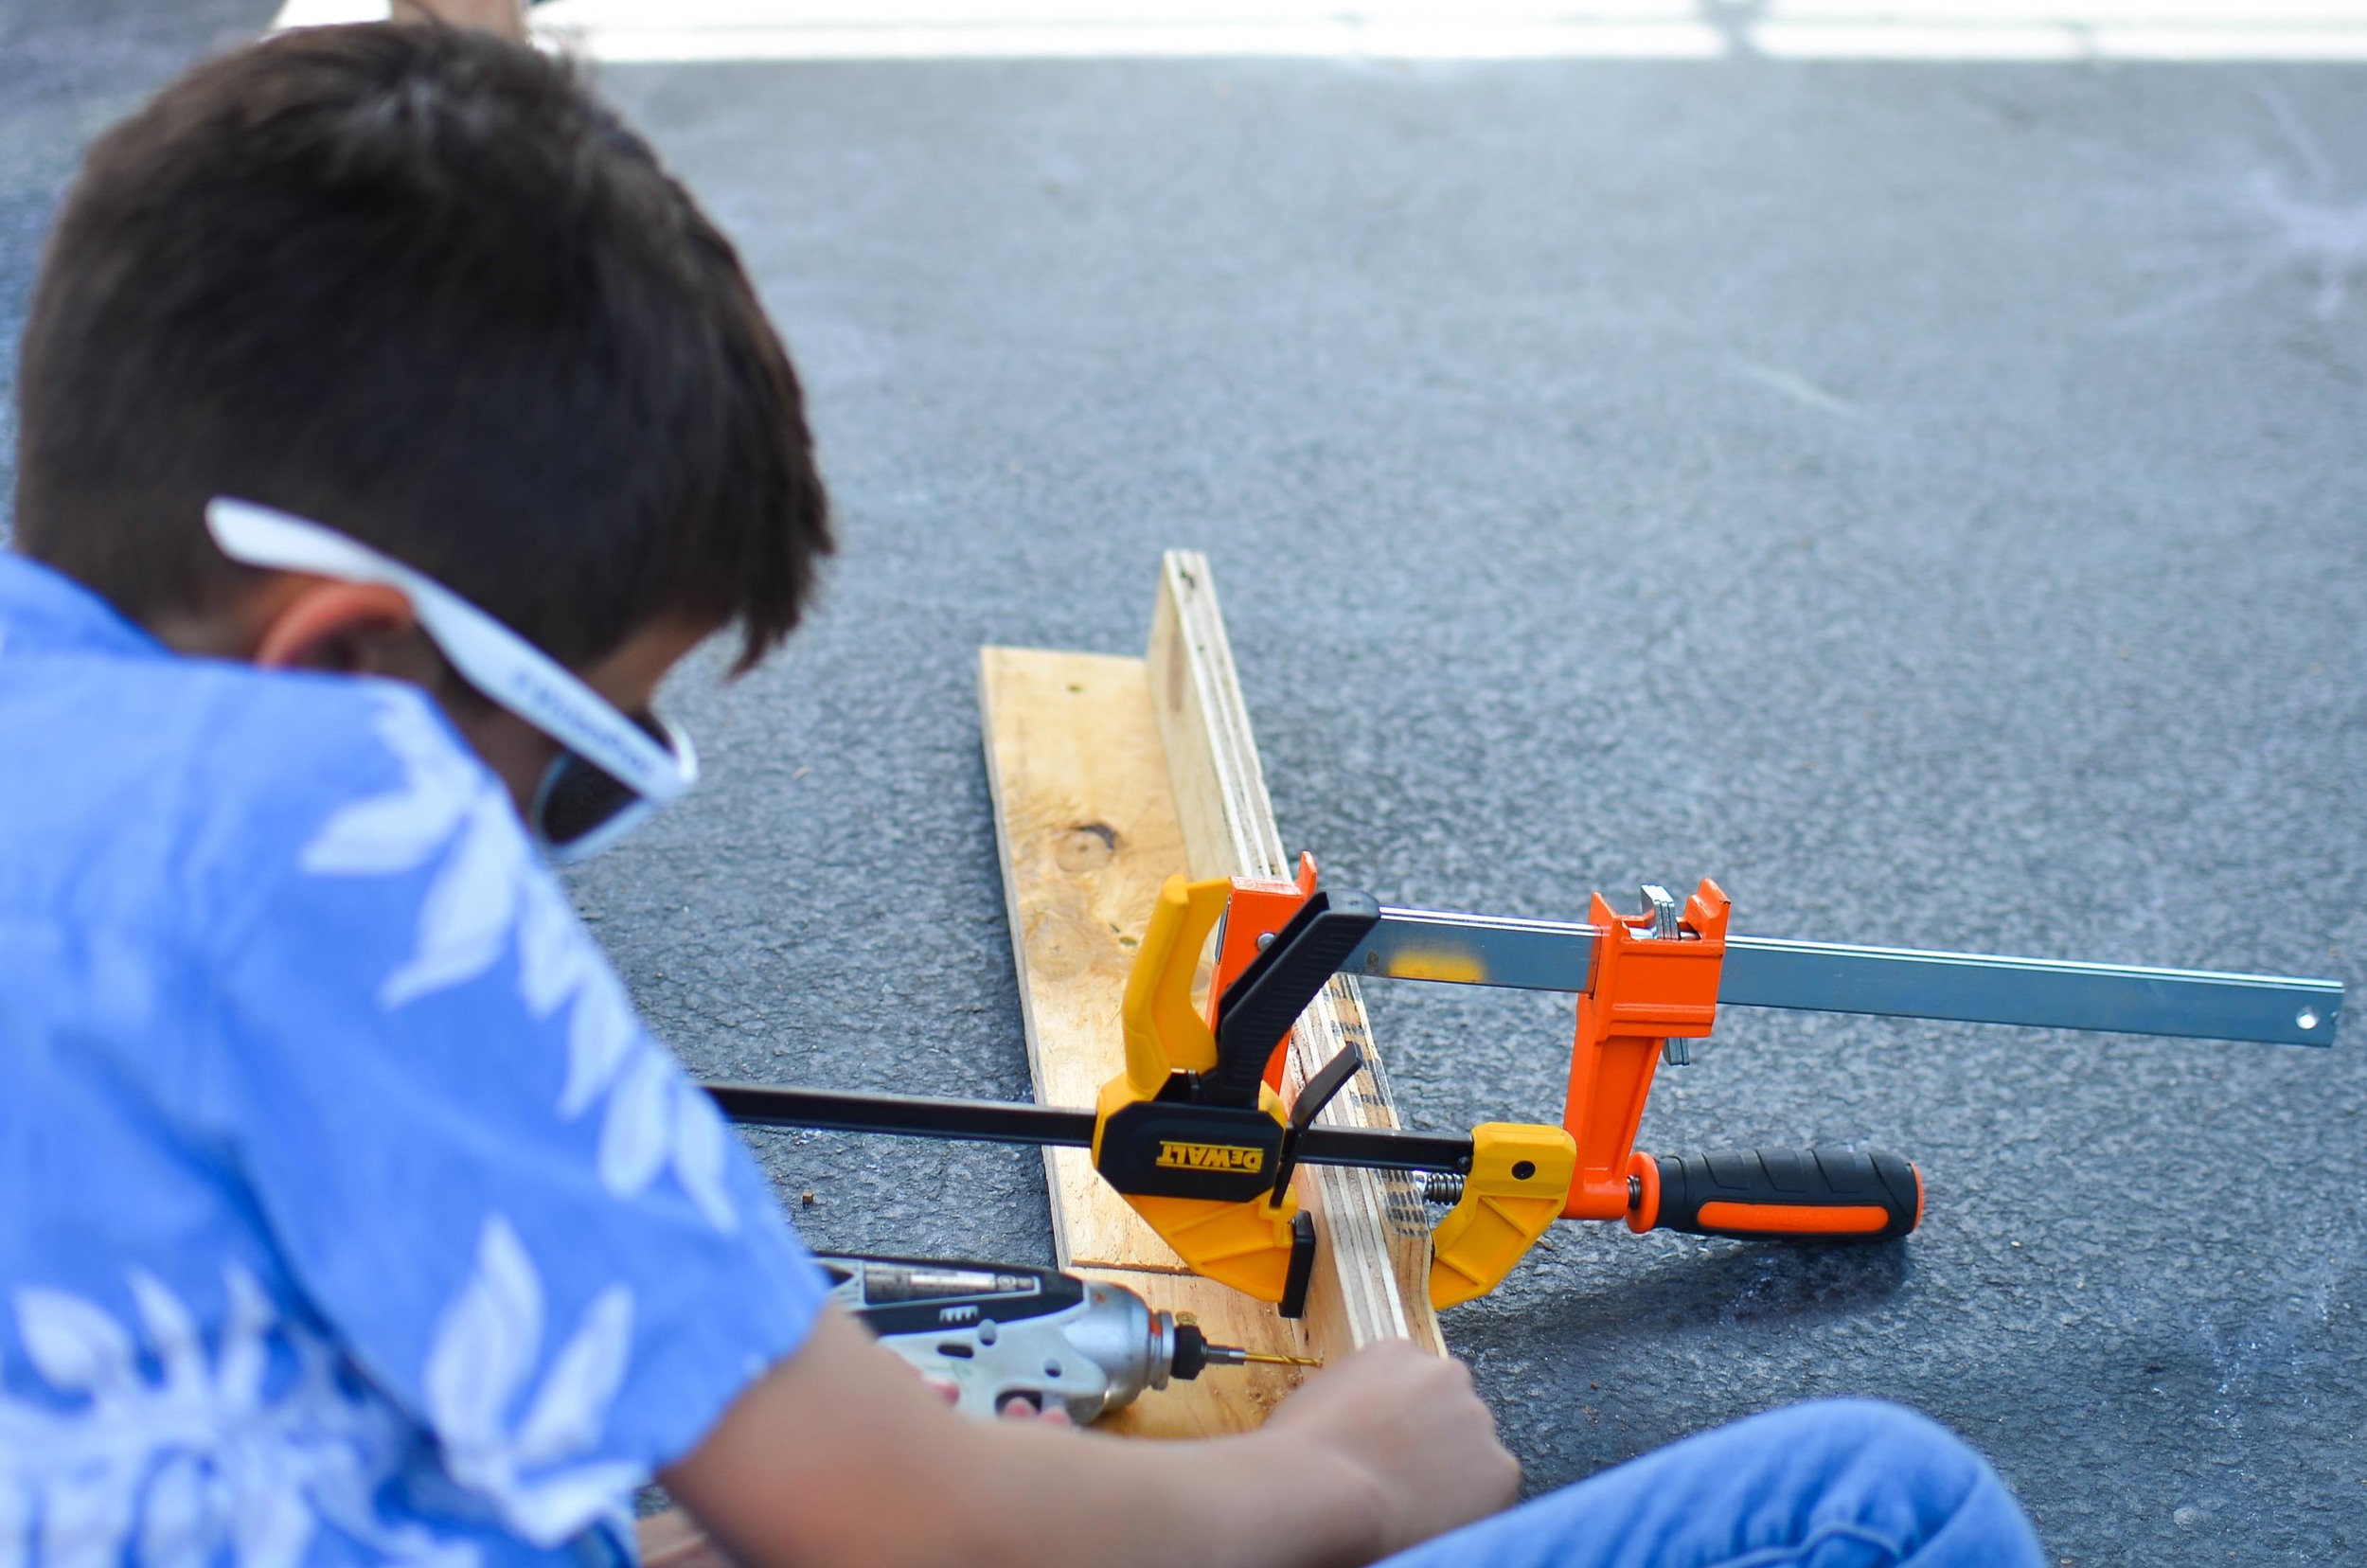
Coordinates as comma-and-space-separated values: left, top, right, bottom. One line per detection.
1381, 1399, 2044, 1568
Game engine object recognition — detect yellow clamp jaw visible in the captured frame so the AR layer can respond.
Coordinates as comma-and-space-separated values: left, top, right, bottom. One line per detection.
1116, 874, 1226, 1095
1427, 1123, 1578, 1310
1096, 875, 1306, 1304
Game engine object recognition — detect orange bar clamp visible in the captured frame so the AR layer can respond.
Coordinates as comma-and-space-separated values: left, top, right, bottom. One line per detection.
1212, 865, 1739, 1234
1560, 880, 1731, 1228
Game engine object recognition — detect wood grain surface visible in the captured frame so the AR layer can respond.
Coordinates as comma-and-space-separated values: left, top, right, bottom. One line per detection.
1148, 554, 1446, 1357
976, 557, 1444, 1435
977, 644, 1314, 1436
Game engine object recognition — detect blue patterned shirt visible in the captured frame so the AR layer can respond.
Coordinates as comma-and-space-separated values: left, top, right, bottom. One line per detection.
0, 554, 829, 1568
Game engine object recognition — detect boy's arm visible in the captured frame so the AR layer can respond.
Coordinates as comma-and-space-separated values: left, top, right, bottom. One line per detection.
201, 687, 1508, 1563
661, 1307, 1519, 1568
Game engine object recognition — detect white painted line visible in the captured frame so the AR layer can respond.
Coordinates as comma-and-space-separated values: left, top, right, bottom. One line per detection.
1755, 24, 2367, 61
268, 3, 2367, 62
570, 23, 1728, 62
273, 0, 387, 25
2088, 27, 2367, 61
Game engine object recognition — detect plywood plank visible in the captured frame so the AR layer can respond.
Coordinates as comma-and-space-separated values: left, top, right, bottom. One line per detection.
1148, 554, 1447, 1357
979, 557, 1442, 1436
978, 646, 1313, 1437
977, 647, 1190, 1273
1077, 1267, 1304, 1440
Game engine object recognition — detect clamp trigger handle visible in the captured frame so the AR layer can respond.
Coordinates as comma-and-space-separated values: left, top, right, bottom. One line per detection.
1210, 889, 1381, 1106
1268, 1042, 1365, 1202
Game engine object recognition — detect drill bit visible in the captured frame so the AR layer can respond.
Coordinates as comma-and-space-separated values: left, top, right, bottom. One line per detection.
1201, 1345, 1324, 1368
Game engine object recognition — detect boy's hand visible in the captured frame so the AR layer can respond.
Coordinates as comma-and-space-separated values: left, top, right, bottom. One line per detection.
636, 1510, 735, 1568
665, 1306, 1510, 1568
1261, 1339, 1522, 1558
915, 1369, 1074, 1425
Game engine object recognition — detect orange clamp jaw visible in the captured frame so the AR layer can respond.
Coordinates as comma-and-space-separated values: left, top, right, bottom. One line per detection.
1205, 853, 1323, 1095
1559, 880, 1731, 1222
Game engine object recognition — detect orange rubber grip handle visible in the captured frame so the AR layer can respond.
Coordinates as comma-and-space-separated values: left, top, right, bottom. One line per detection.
1647, 1149, 1922, 1242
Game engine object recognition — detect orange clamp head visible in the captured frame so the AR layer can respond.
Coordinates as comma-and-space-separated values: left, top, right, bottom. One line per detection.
1559, 879, 1731, 1221
1206, 852, 1322, 1095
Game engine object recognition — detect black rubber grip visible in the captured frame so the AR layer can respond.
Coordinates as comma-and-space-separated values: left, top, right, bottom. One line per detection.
1651, 1149, 1921, 1242
1207, 890, 1381, 1105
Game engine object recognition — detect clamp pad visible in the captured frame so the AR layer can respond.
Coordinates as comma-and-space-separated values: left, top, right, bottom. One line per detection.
1429, 1123, 1578, 1310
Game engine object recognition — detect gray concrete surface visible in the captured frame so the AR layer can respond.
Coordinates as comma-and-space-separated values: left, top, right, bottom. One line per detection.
0, 0, 285, 477
7, 13, 2365, 1564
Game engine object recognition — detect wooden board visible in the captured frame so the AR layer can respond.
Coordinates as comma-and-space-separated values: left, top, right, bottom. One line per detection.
977, 556, 1443, 1437
1074, 1266, 1301, 1438
977, 646, 1311, 1436
1146, 554, 1446, 1358
977, 647, 1198, 1274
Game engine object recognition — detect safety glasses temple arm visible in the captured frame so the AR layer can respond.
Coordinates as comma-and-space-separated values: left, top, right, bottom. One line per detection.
205, 498, 690, 802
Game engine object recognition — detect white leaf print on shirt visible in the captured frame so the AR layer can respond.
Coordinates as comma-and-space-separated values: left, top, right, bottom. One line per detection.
0, 1269, 472, 1568
423, 1220, 641, 1548
304, 692, 738, 1231
15, 1292, 135, 1398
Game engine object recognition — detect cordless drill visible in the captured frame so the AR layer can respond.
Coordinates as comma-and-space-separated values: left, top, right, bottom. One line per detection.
817, 1254, 1317, 1424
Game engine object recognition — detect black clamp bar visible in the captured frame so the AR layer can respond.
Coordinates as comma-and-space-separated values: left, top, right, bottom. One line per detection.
703, 1081, 1475, 1178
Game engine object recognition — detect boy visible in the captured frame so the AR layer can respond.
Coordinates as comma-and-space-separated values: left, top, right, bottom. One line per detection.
0, 23, 2043, 1568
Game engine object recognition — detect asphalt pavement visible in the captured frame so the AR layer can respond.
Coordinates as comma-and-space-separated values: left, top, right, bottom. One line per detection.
6, 9, 2364, 1564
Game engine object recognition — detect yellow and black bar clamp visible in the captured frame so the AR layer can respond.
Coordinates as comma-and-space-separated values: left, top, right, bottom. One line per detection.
1092, 869, 1575, 1313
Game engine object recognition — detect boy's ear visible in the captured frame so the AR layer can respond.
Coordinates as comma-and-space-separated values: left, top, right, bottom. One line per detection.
254, 580, 426, 675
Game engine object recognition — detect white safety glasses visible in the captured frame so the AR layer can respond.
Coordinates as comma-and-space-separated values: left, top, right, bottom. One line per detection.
206, 497, 699, 864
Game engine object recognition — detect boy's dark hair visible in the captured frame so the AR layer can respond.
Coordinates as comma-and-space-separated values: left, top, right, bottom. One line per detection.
13, 24, 829, 673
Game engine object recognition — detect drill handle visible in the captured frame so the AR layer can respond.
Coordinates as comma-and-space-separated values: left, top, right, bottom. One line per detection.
1639, 1148, 1922, 1242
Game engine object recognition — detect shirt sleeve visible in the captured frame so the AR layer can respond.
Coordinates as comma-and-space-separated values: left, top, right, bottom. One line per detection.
195, 683, 829, 1548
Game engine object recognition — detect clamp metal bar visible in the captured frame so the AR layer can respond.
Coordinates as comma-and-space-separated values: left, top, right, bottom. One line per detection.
1296, 1124, 1474, 1173
704, 1082, 1477, 1173
1718, 937, 2340, 1047
1351, 907, 1595, 990
706, 1083, 1099, 1147
1346, 908, 2342, 1046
